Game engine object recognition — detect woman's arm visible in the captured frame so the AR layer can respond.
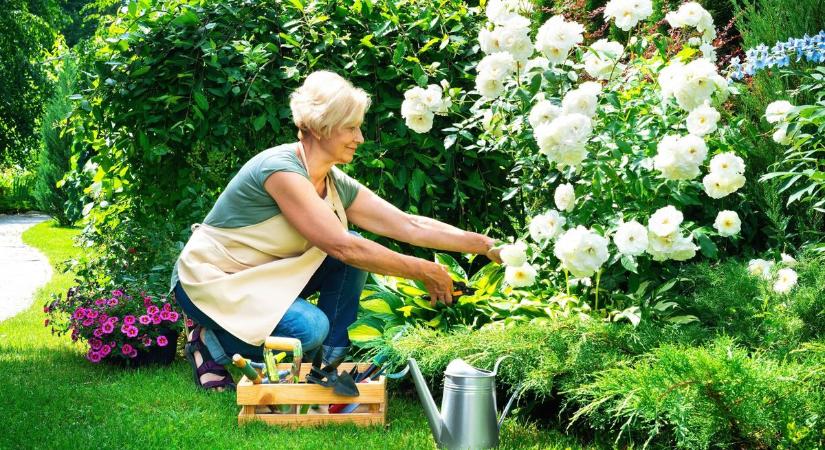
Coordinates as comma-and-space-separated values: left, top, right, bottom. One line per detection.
265, 172, 456, 304
346, 187, 503, 263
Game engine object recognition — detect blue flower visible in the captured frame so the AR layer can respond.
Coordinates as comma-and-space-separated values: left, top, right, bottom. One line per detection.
726, 29, 825, 79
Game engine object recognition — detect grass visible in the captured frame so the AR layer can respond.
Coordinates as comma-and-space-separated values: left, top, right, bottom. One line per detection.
0, 220, 594, 450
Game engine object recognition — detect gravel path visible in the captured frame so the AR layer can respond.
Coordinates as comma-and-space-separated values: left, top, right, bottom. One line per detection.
0, 213, 52, 323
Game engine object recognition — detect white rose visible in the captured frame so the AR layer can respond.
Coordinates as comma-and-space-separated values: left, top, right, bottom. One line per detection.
772, 125, 792, 145
668, 234, 698, 261
781, 253, 797, 266
404, 86, 428, 103
562, 87, 599, 117
401, 98, 429, 119
773, 268, 798, 294
554, 183, 576, 212
535, 16, 584, 63
686, 103, 720, 136
553, 226, 610, 277
658, 61, 685, 99
765, 100, 794, 124
702, 171, 746, 199
475, 73, 506, 98
505, 263, 538, 288
654, 135, 702, 181
477, 52, 516, 80
422, 84, 445, 112
552, 144, 589, 168
678, 134, 708, 166
648, 205, 684, 237
528, 100, 562, 129
709, 152, 745, 176
479, 26, 504, 55
748, 259, 774, 279
700, 42, 717, 61
583, 39, 625, 80
405, 111, 435, 134
604, 0, 652, 31
614, 220, 649, 256
714, 210, 741, 237
578, 81, 603, 96
529, 210, 566, 241
500, 241, 528, 267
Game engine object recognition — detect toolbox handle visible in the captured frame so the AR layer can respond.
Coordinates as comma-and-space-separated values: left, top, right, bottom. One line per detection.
264, 336, 302, 352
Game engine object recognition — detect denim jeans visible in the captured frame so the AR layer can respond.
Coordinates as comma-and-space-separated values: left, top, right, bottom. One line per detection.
174, 235, 367, 365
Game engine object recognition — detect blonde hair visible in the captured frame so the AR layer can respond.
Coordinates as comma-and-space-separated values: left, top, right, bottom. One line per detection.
290, 71, 371, 139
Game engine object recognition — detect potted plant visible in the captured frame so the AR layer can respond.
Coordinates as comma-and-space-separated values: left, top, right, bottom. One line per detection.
44, 286, 186, 367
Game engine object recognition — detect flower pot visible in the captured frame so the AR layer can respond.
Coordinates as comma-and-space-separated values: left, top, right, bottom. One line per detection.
105, 328, 180, 368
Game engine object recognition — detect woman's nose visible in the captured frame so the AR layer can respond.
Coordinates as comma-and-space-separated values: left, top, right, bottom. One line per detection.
355, 127, 364, 144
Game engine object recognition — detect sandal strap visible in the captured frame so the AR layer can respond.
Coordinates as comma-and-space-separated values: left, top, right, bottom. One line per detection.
197, 360, 229, 377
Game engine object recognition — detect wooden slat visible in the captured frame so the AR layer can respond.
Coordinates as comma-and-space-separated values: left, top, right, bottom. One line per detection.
238, 412, 384, 427
237, 379, 385, 405
255, 362, 372, 380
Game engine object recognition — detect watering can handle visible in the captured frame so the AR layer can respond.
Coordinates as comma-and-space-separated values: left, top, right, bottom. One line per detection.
498, 383, 523, 430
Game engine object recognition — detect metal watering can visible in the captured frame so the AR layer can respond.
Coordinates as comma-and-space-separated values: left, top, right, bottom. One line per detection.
407, 356, 519, 449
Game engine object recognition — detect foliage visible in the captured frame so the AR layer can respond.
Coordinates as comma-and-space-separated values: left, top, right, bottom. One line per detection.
760, 68, 825, 228
568, 337, 825, 449
34, 52, 86, 226
64, 0, 514, 294
0, 0, 66, 165
0, 166, 38, 212
44, 285, 184, 363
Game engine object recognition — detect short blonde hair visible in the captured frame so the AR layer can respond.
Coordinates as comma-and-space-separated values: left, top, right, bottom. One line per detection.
290, 71, 371, 139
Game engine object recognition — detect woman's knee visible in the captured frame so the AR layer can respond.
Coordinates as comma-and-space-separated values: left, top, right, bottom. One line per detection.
304, 310, 330, 350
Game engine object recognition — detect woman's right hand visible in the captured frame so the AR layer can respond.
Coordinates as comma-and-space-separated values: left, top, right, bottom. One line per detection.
420, 261, 454, 306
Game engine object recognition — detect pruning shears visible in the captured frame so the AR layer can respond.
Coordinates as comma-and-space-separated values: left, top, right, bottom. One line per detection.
421, 281, 476, 302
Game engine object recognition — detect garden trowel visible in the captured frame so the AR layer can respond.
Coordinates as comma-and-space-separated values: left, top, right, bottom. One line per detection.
305, 349, 360, 397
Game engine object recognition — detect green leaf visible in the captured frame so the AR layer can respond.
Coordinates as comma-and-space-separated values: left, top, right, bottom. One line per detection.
348, 324, 383, 342
435, 253, 468, 280
253, 114, 267, 131
392, 41, 407, 65
666, 315, 699, 325
409, 168, 427, 201
620, 255, 638, 273
360, 298, 393, 315
194, 91, 208, 111
695, 231, 718, 259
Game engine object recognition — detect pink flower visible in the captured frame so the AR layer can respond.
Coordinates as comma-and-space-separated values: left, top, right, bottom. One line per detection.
107, 298, 118, 307
87, 310, 99, 319
82, 318, 95, 327
159, 310, 171, 321
143, 297, 152, 308
168, 312, 180, 322
71, 329, 79, 341
90, 338, 102, 350
162, 303, 172, 312
108, 316, 119, 324
128, 349, 138, 358
100, 345, 111, 356
72, 308, 87, 320
98, 314, 108, 324
146, 305, 159, 315
93, 328, 104, 338
126, 327, 138, 338
121, 344, 134, 355
142, 337, 152, 347
138, 315, 151, 325
156, 335, 169, 347
94, 299, 105, 307
151, 314, 162, 325
124, 315, 136, 325
101, 322, 114, 334
87, 351, 102, 363
185, 318, 194, 328
112, 289, 124, 297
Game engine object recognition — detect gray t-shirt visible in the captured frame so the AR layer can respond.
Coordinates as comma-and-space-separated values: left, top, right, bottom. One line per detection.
203, 142, 361, 228
170, 142, 361, 291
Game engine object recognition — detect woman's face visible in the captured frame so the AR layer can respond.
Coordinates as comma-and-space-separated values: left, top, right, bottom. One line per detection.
322, 123, 364, 164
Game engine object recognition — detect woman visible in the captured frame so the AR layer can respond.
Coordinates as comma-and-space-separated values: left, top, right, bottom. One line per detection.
172, 71, 502, 391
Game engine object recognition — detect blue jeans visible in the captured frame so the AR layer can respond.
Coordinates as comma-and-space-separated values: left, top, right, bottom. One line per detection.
174, 238, 367, 365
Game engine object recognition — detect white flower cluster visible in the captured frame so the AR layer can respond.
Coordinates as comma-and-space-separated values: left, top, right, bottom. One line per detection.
485, 0, 533, 25
554, 183, 576, 212
653, 134, 708, 181
665, 2, 716, 42
645, 205, 698, 261
554, 226, 610, 277
703, 152, 746, 199
613, 220, 648, 256
748, 254, 798, 294
479, 15, 533, 63
764, 100, 796, 144
686, 102, 720, 136
401, 83, 451, 133
530, 83, 600, 168
500, 241, 538, 288
476, 52, 517, 98
535, 16, 585, 65
713, 210, 741, 237
659, 59, 729, 111
529, 210, 566, 241
603, 0, 653, 31
583, 39, 624, 80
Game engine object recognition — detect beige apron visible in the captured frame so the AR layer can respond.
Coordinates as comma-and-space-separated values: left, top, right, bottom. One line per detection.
177, 144, 348, 345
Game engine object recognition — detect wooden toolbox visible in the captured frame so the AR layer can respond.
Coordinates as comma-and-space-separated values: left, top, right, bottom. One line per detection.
236, 362, 387, 427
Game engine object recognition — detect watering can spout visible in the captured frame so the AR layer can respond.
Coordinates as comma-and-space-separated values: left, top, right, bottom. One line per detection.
408, 358, 443, 441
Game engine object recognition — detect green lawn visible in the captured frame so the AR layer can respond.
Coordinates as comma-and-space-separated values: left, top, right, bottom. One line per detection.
0, 220, 596, 450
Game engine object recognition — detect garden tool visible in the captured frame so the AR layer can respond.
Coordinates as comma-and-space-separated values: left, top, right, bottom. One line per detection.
422, 281, 477, 302
328, 350, 390, 413
264, 337, 301, 383
407, 356, 521, 449
305, 347, 360, 397
262, 350, 287, 383
232, 354, 263, 384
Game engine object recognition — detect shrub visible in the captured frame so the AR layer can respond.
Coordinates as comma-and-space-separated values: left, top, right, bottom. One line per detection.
567, 337, 825, 449
0, 166, 38, 212
34, 52, 85, 226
